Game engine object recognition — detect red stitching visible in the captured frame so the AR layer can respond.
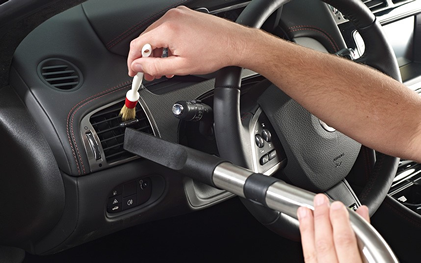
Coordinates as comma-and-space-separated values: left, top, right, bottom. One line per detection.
66, 81, 131, 175
288, 25, 339, 52
106, 0, 188, 49
289, 25, 340, 51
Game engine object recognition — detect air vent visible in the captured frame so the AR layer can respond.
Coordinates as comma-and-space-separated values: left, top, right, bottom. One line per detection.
362, 0, 388, 12
392, 0, 410, 3
38, 58, 82, 90
90, 102, 154, 164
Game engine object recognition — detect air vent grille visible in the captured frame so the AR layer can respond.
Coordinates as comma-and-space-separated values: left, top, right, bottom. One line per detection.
38, 58, 82, 90
90, 102, 153, 164
362, 0, 388, 12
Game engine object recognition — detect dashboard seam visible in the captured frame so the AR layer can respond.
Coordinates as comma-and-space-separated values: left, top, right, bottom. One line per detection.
385, 197, 421, 227
67, 81, 131, 175
289, 25, 339, 52
11, 66, 74, 173
105, 0, 190, 49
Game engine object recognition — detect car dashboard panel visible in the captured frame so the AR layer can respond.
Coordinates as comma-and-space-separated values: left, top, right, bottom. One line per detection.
8, 0, 255, 255
4, 0, 421, 257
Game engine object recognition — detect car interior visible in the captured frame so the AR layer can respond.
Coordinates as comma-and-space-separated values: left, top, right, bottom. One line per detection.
2, 0, 421, 262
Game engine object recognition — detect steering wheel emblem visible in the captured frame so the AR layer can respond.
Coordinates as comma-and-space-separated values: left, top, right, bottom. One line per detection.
319, 119, 336, 132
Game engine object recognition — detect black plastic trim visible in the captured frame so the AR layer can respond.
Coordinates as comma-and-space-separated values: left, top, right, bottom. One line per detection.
243, 174, 279, 204
124, 128, 226, 187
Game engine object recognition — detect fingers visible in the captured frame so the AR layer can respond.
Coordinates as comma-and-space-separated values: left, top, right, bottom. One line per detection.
356, 205, 370, 223
313, 194, 338, 263
131, 56, 188, 78
127, 29, 171, 77
330, 202, 362, 263
298, 207, 317, 263
127, 7, 187, 77
298, 195, 366, 263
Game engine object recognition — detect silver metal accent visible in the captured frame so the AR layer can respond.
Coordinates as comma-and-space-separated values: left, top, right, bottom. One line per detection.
326, 4, 348, 25
319, 119, 336, 132
352, 30, 365, 58
172, 103, 184, 116
208, 2, 250, 15
119, 119, 140, 128
195, 7, 210, 14
248, 108, 281, 175
213, 163, 251, 197
86, 132, 101, 160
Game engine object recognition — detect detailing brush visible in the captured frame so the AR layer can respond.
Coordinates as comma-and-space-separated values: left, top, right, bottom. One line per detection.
120, 43, 152, 121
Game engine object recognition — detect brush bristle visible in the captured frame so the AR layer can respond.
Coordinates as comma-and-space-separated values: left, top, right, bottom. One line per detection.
119, 105, 136, 121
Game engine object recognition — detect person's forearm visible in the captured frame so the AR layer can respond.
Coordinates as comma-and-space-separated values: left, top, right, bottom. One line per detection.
239, 29, 421, 161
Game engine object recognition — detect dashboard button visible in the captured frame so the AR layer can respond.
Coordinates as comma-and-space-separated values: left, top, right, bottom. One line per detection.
262, 129, 272, 142
110, 185, 123, 197
107, 195, 122, 213
109, 205, 121, 213
123, 195, 138, 210
269, 150, 277, 160
260, 154, 269, 165
255, 135, 265, 148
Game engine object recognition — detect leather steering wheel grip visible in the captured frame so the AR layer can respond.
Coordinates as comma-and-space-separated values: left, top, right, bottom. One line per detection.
213, 0, 400, 235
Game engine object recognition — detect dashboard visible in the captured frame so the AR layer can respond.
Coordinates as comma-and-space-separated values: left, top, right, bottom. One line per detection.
2, 0, 421, 261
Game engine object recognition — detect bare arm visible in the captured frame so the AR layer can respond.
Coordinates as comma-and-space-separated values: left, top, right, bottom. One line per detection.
128, 6, 421, 162
241, 29, 421, 161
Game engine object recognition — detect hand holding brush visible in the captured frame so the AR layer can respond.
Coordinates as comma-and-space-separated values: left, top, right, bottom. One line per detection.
120, 43, 152, 121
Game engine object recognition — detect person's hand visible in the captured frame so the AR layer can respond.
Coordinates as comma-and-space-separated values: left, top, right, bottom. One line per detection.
127, 6, 253, 80
297, 194, 370, 263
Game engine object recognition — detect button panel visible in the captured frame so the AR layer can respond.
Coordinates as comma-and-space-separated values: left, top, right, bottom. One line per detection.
250, 110, 286, 174
107, 177, 152, 213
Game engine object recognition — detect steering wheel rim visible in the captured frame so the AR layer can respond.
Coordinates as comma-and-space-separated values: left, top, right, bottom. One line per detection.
214, 0, 400, 237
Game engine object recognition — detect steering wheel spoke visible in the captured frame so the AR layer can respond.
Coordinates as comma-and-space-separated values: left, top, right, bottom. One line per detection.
246, 107, 286, 175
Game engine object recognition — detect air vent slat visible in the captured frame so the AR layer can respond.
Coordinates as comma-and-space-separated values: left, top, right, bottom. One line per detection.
46, 77, 78, 84
104, 151, 130, 160
103, 143, 124, 152
51, 82, 80, 88
95, 126, 121, 136
90, 102, 154, 164
38, 59, 82, 90
362, 0, 387, 12
101, 134, 124, 144
42, 70, 76, 76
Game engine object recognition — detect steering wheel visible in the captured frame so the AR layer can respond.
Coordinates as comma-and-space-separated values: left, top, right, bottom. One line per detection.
214, 0, 400, 238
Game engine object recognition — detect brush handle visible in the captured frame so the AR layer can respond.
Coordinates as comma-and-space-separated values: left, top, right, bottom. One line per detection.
125, 88, 140, 104
128, 43, 153, 98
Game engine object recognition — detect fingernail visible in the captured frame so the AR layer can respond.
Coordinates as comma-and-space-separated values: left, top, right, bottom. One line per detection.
331, 201, 343, 211
314, 194, 327, 207
133, 63, 143, 72
297, 207, 308, 220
